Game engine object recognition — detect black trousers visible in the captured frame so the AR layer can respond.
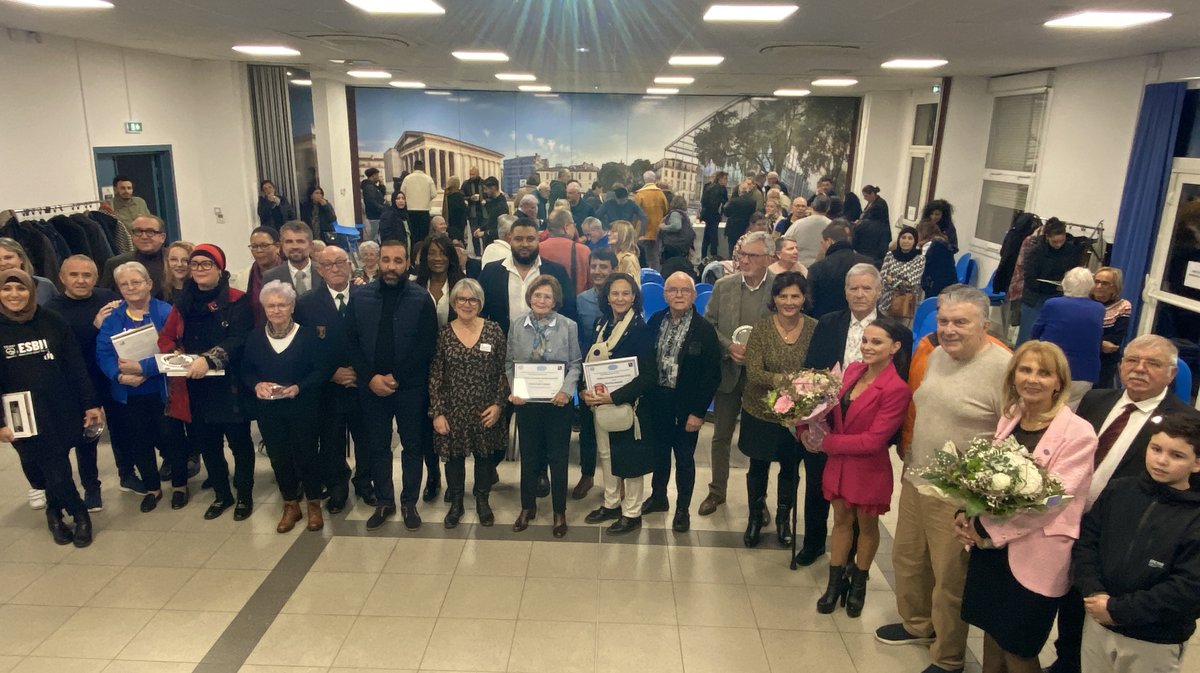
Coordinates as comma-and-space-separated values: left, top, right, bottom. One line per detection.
192, 420, 255, 502
408, 210, 431, 243
423, 436, 441, 487
647, 388, 700, 510
1051, 587, 1084, 672
16, 445, 84, 516
799, 448, 830, 552
577, 397, 596, 477
316, 385, 372, 498
747, 455, 800, 511
445, 454, 492, 500
110, 394, 175, 493
25, 438, 98, 493
259, 412, 322, 501
701, 218, 721, 258
160, 418, 195, 488
515, 403, 572, 513
362, 387, 429, 507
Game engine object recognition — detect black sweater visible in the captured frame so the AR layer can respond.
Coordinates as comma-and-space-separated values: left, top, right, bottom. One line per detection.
1021, 238, 1077, 308
1073, 474, 1200, 644
239, 325, 331, 418
45, 289, 119, 401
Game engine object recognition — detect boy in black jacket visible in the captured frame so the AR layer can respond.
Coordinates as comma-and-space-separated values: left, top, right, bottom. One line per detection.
1072, 413, 1200, 673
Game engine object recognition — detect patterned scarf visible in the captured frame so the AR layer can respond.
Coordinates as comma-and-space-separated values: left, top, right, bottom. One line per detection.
529, 313, 556, 360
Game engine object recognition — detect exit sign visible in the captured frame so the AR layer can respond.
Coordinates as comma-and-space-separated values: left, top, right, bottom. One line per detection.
125, 121, 143, 134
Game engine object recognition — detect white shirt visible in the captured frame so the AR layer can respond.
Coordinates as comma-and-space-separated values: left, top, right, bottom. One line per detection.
326, 284, 350, 311
843, 309, 877, 367
481, 240, 512, 268
1087, 388, 1169, 507
289, 261, 312, 292
400, 171, 437, 211
502, 255, 543, 324
430, 279, 450, 327
267, 323, 299, 354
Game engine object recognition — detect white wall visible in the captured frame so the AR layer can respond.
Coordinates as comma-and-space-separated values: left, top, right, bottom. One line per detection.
931, 76, 992, 255
853, 90, 907, 208
311, 78, 356, 225
0, 32, 257, 268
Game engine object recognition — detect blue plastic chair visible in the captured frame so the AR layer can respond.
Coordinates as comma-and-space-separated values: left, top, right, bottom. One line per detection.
1176, 357, 1194, 404
912, 311, 937, 350
696, 282, 714, 294
334, 222, 361, 255
641, 282, 666, 317
641, 268, 664, 286
982, 270, 1006, 306
695, 290, 712, 316
912, 297, 938, 333
955, 252, 974, 285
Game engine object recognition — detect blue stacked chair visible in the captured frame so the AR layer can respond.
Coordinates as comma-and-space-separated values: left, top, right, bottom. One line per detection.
641, 268, 664, 286
695, 290, 712, 316
641, 282, 666, 317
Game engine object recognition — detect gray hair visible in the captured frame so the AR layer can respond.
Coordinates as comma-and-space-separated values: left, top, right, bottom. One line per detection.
643, 170, 657, 183
938, 285, 990, 323
811, 194, 831, 214
259, 279, 296, 305
113, 261, 150, 284
546, 208, 573, 234
497, 214, 517, 239
581, 216, 602, 232
845, 262, 881, 288
450, 277, 485, 311
358, 240, 380, 255
1125, 334, 1179, 365
519, 194, 538, 209
665, 271, 696, 292
741, 230, 773, 253
1061, 267, 1094, 298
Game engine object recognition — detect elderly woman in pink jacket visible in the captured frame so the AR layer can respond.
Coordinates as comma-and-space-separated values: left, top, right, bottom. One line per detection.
955, 340, 1097, 673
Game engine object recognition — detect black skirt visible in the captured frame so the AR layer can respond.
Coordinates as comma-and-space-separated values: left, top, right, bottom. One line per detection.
961, 546, 1059, 658
737, 412, 800, 463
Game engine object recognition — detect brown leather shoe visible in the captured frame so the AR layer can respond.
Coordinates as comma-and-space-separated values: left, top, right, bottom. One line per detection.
571, 475, 594, 500
276, 501, 302, 533
306, 500, 324, 532
697, 493, 725, 516
552, 512, 568, 538
513, 507, 537, 532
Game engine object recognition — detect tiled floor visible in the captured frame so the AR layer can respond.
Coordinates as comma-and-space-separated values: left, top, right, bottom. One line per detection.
0, 426, 1197, 673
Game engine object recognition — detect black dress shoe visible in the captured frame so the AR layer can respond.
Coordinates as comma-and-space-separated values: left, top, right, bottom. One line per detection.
476, 494, 495, 527
204, 499, 234, 520
171, 490, 189, 510
552, 512, 567, 538
672, 510, 690, 533
422, 480, 440, 503
641, 495, 670, 515
46, 510, 73, 545
400, 504, 421, 530
356, 486, 378, 507
366, 504, 396, 530
536, 474, 550, 498
326, 499, 345, 514
140, 492, 162, 513
72, 511, 93, 548
233, 499, 253, 521
585, 505, 621, 524
607, 515, 642, 535
792, 545, 826, 567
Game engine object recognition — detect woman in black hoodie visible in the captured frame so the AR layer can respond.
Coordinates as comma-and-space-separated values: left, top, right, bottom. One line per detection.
1018, 218, 1076, 344
0, 269, 102, 547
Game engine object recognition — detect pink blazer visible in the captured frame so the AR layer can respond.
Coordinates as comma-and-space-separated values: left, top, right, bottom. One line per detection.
981, 406, 1097, 597
822, 361, 912, 506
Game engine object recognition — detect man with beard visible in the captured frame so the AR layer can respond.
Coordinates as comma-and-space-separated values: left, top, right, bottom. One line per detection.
345, 239, 438, 531
478, 219, 576, 334
263, 221, 326, 295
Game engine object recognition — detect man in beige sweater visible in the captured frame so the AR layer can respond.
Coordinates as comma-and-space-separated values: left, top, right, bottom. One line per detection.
876, 286, 1012, 673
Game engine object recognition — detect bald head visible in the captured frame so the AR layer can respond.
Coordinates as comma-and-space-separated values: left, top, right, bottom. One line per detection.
665, 271, 697, 316
316, 245, 351, 291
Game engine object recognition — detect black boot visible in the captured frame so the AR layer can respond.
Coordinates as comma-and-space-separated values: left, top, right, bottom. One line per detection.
775, 506, 793, 546
72, 510, 93, 548
444, 497, 464, 529
816, 565, 848, 614
744, 497, 765, 548
476, 492, 495, 527
845, 566, 869, 618
45, 509, 73, 545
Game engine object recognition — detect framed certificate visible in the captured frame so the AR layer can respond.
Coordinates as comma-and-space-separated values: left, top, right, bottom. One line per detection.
512, 362, 566, 401
2, 391, 37, 439
583, 356, 639, 395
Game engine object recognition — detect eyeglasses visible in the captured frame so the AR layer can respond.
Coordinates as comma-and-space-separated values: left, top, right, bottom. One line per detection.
664, 287, 693, 296
188, 260, 216, 271
317, 259, 349, 268
248, 243, 276, 250
453, 296, 481, 306
1121, 356, 1171, 371
117, 279, 147, 289
131, 228, 164, 238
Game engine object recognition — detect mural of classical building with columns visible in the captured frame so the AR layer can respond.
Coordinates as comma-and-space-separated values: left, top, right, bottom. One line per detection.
383, 131, 506, 190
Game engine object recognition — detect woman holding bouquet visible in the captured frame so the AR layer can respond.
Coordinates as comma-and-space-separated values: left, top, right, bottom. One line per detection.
739, 271, 817, 548
955, 341, 1097, 673
810, 317, 912, 617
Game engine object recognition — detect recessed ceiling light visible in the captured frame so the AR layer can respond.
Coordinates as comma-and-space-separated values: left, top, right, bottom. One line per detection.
289, 79, 313, 86
452, 51, 509, 62
773, 88, 810, 96
534, 93, 559, 98
390, 80, 425, 88
425, 90, 452, 95
881, 58, 947, 69
811, 78, 857, 87
496, 73, 537, 81
232, 45, 301, 57
518, 85, 552, 92
647, 87, 679, 95
654, 76, 695, 85
577, 47, 590, 53
347, 69, 392, 78
1044, 10, 1171, 28
343, 0, 445, 14
9, 0, 113, 7
703, 4, 798, 22
669, 54, 724, 66
329, 59, 347, 64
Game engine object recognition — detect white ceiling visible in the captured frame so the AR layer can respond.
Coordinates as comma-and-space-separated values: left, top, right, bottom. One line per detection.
2, 0, 1199, 95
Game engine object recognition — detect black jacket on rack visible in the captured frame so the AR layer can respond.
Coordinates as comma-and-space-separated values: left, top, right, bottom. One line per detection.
992, 212, 1041, 295
1, 216, 60, 286
70, 213, 115, 270
49, 215, 91, 257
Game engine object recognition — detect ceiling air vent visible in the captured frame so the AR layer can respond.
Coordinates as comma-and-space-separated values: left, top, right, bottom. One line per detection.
302, 33, 414, 50
758, 43, 861, 56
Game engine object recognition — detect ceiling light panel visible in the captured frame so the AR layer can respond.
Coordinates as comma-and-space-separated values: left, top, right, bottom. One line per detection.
425, 90, 452, 95
518, 85, 552, 92
1044, 10, 1171, 28
348, 69, 392, 78
811, 78, 857, 87
232, 45, 301, 56
452, 51, 509, 62
703, 4, 798, 22
773, 88, 810, 96
343, 0, 445, 14
495, 73, 537, 81
646, 87, 679, 95
881, 58, 947, 69
654, 76, 695, 85
289, 79, 313, 86
390, 80, 425, 88
10, 0, 113, 7
668, 54, 724, 66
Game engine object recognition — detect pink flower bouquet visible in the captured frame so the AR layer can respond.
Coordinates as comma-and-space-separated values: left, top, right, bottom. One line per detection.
762, 364, 842, 434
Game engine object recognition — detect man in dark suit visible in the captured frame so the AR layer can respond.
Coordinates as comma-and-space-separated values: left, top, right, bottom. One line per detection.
99, 214, 166, 295
263, 221, 326, 294
294, 245, 372, 514
478, 218, 577, 334
345, 239, 438, 531
806, 220, 872, 318
1046, 334, 1200, 673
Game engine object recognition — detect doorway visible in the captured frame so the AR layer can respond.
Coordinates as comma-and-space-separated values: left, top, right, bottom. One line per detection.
94, 146, 181, 241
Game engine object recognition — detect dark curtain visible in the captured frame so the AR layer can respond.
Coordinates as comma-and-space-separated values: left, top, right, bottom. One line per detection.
248, 65, 299, 207
1111, 81, 1186, 329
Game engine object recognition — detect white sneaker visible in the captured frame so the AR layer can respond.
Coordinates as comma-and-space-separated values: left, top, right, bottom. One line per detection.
28, 489, 46, 510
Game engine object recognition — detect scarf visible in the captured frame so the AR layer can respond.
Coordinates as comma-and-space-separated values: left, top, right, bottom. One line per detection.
529, 313, 557, 361
0, 269, 37, 323
176, 273, 231, 320
891, 226, 921, 262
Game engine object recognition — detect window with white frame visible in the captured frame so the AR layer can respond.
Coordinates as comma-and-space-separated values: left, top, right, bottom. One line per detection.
901, 102, 938, 223
975, 91, 1048, 244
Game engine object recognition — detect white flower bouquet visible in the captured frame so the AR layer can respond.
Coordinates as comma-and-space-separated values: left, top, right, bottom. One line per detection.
917, 435, 1071, 519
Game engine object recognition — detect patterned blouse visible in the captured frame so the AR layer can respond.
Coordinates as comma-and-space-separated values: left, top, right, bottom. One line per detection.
879, 251, 926, 314
741, 314, 817, 422
656, 310, 692, 388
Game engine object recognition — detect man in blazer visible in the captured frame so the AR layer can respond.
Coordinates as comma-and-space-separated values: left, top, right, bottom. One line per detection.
294, 245, 372, 514
806, 221, 872, 318
1047, 334, 1200, 673
263, 221, 326, 294
641, 272, 722, 532
478, 218, 576, 334
699, 231, 776, 517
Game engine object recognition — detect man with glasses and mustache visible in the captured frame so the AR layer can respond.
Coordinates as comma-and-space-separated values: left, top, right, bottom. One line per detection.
1043, 334, 1200, 673
100, 215, 167, 297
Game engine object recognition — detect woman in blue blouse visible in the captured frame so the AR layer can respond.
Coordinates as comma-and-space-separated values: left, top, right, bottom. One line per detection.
1033, 267, 1104, 407
96, 261, 178, 512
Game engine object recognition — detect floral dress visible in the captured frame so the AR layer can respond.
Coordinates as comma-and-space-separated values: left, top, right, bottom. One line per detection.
878, 251, 925, 314
428, 320, 510, 459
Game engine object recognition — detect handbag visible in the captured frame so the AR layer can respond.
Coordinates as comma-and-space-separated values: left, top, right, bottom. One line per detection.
887, 289, 916, 319
594, 402, 635, 432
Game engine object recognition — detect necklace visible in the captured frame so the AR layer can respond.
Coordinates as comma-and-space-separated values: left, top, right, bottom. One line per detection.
267, 319, 294, 339
774, 315, 802, 344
